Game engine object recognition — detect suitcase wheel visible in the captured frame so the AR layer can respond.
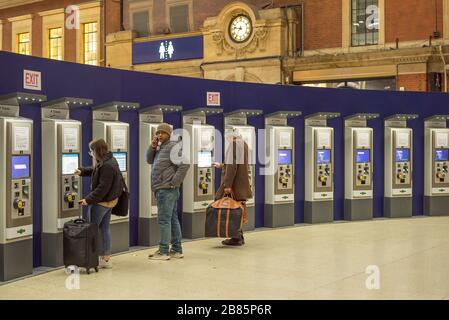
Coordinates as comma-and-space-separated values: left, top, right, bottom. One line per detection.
95, 267, 99, 273
86, 268, 91, 275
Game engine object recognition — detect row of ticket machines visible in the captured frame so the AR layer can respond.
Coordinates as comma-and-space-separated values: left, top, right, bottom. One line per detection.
1, 93, 449, 281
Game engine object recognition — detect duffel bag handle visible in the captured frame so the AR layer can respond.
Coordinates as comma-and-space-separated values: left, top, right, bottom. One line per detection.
224, 190, 237, 200
73, 218, 86, 224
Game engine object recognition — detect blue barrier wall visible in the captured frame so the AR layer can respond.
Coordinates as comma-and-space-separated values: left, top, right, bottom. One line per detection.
0, 51, 447, 267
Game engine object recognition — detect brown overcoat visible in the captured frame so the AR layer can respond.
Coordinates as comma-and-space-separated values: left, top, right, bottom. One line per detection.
215, 138, 253, 201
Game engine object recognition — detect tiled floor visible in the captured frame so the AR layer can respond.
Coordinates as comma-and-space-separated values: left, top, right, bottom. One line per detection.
1, 216, 449, 300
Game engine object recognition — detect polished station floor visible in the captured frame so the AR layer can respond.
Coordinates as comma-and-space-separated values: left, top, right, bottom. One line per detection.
1, 216, 449, 300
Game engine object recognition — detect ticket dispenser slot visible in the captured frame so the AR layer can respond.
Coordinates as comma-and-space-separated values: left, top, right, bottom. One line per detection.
384, 114, 418, 218
138, 105, 183, 249
424, 115, 449, 216
92, 101, 139, 254
305, 112, 340, 224
182, 108, 223, 239
344, 113, 378, 221
0, 92, 46, 281
264, 111, 301, 228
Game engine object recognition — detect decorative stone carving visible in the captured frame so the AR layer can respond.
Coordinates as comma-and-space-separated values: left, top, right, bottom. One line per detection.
212, 31, 234, 56
212, 25, 268, 58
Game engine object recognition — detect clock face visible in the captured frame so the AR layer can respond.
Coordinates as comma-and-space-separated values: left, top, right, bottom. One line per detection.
229, 15, 252, 43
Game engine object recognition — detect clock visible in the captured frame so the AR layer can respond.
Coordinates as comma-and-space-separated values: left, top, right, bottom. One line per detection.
229, 14, 252, 43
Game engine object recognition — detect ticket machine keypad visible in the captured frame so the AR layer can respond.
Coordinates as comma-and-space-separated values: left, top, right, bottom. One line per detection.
316, 164, 332, 188
62, 175, 81, 210
278, 165, 293, 189
395, 162, 410, 185
198, 168, 213, 195
11, 179, 31, 219
356, 162, 371, 187
435, 161, 449, 184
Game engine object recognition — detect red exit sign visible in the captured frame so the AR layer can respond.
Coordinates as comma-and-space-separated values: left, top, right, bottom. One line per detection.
23, 70, 42, 91
207, 92, 221, 106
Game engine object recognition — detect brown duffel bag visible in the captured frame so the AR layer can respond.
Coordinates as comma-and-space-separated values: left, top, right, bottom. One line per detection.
205, 195, 246, 238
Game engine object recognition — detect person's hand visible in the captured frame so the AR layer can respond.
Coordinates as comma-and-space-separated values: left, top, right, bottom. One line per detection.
78, 199, 88, 206
224, 187, 232, 195
74, 169, 81, 176
212, 162, 222, 169
151, 135, 159, 149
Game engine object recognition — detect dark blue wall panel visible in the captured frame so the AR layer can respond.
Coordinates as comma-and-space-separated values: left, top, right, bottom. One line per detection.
0, 51, 447, 267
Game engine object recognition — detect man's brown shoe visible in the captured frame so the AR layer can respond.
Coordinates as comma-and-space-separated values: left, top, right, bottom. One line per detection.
222, 238, 244, 246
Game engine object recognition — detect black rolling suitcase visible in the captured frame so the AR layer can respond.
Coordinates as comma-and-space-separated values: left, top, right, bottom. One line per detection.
63, 218, 99, 274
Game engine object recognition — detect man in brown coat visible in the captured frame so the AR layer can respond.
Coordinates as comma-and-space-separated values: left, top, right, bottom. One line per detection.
213, 129, 253, 246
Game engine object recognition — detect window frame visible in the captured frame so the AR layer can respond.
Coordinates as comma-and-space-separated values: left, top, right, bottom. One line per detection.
166, 0, 194, 34
48, 27, 63, 60
17, 32, 31, 55
129, 0, 153, 38
351, 0, 380, 47
82, 22, 98, 66
75, 2, 101, 66
9, 15, 33, 55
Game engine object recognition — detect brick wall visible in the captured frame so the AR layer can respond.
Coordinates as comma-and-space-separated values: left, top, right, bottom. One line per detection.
105, 0, 121, 34
397, 73, 428, 92
301, 0, 341, 50
386, 0, 443, 43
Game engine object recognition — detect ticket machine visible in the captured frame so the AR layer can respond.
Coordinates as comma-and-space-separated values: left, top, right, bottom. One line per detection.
0, 92, 46, 281
138, 104, 183, 246
344, 113, 379, 221
384, 114, 418, 218
304, 112, 340, 224
92, 101, 139, 253
224, 109, 262, 231
182, 108, 223, 239
41, 97, 93, 267
424, 115, 449, 216
264, 111, 301, 227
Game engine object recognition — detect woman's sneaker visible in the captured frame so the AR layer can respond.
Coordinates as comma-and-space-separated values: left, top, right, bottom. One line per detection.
99, 258, 113, 269
148, 250, 170, 260
169, 250, 184, 259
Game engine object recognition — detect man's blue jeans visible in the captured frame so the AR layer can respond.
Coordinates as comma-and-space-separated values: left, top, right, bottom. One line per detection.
155, 188, 182, 254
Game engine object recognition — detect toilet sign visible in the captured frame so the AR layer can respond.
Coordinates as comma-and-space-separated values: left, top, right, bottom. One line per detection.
23, 70, 41, 91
